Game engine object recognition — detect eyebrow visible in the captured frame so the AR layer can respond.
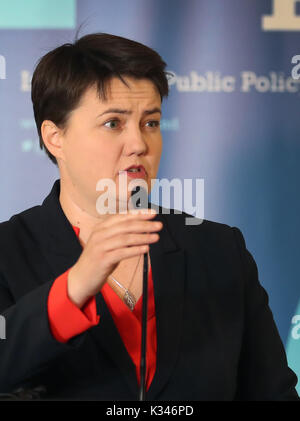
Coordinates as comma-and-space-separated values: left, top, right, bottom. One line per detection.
97, 107, 162, 118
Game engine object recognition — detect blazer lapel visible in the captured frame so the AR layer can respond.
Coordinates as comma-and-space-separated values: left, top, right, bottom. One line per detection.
91, 293, 140, 397
147, 211, 185, 400
25, 179, 83, 280
32, 180, 185, 400
88, 209, 186, 400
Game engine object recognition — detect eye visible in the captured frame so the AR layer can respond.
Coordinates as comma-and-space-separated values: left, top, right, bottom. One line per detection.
104, 119, 120, 129
145, 120, 160, 128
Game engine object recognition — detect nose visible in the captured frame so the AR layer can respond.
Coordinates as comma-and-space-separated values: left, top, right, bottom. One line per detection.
123, 123, 148, 156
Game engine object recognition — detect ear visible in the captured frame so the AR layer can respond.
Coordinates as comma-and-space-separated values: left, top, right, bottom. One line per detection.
41, 120, 65, 162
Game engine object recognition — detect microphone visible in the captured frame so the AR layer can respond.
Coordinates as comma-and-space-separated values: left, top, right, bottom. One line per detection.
130, 186, 149, 401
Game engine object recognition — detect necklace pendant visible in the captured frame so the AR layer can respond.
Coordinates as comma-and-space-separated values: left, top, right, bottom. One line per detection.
124, 290, 136, 311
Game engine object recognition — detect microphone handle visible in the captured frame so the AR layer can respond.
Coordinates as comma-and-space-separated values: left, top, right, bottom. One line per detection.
139, 251, 148, 401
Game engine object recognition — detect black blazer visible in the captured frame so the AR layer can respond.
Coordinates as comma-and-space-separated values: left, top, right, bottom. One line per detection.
0, 179, 298, 401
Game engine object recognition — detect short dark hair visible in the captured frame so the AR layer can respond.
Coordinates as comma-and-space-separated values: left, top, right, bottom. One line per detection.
31, 32, 170, 165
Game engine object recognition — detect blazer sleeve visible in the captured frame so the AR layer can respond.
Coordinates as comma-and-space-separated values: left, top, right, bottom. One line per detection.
0, 273, 89, 394
231, 227, 299, 401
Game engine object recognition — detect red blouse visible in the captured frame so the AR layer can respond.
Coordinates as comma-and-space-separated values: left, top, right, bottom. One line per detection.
47, 226, 157, 391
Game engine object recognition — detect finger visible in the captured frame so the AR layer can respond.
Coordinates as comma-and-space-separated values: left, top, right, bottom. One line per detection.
98, 219, 163, 242
107, 244, 149, 263
102, 232, 159, 252
98, 208, 158, 229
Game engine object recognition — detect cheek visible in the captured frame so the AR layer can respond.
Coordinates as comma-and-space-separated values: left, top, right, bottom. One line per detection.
65, 135, 93, 172
149, 138, 162, 169
67, 134, 122, 185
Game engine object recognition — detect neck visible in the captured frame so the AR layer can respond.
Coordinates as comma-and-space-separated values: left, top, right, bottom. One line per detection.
59, 178, 110, 245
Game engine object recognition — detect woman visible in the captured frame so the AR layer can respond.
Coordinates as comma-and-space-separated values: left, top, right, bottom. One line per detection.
0, 33, 298, 401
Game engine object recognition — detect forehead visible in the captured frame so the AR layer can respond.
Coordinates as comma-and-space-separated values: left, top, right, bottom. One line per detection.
82, 77, 161, 107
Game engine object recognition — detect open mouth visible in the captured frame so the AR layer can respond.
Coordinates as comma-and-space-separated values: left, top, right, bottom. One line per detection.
127, 168, 141, 173
122, 165, 147, 178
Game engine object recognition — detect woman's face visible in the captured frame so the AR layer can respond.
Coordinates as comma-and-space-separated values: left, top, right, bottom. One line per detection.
57, 76, 163, 215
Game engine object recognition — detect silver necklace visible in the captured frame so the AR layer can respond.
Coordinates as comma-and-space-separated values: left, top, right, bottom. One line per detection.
109, 254, 142, 311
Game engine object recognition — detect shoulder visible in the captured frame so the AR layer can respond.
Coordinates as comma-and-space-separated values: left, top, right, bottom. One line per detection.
0, 179, 59, 243
155, 206, 250, 282
0, 204, 43, 233
156, 205, 244, 251
0, 205, 44, 257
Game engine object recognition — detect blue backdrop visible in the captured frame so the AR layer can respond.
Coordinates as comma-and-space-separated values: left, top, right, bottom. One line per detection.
0, 0, 300, 391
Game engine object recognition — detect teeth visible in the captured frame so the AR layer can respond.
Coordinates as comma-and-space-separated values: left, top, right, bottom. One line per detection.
128, 168, 140, 172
